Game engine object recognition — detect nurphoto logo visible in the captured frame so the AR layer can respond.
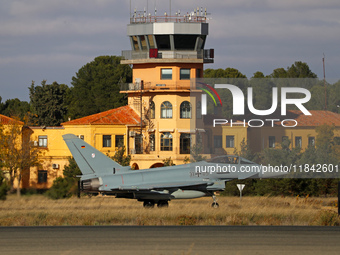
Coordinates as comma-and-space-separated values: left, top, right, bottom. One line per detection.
195, 78, 313, 128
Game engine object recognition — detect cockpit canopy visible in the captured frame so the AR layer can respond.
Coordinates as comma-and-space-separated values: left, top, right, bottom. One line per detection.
207, 155, 256, 165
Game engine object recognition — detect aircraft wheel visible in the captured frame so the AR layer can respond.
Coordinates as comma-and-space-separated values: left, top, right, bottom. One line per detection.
157, 201, 169, 208
211, 202, 219, 208
143, 200, 155, 208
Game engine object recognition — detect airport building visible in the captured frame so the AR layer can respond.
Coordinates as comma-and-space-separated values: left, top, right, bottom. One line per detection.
119, 8, 214, 169
1, 10, 340, 190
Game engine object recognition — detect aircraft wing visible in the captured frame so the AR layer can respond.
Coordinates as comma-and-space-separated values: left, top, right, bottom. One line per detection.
114, 181, 214, 191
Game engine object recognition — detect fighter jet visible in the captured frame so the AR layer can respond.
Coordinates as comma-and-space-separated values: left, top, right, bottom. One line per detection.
63, 134, 286, 208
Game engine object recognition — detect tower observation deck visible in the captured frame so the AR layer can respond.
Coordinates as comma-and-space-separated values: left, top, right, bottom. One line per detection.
121, 8, 214, 65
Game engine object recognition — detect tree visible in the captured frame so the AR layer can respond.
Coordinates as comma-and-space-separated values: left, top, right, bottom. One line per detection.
260, 139, 301, 167
184, 143, 207, 163
249, 77, 275, 111
204, 67, 247, 118
315, 124, 339, 164
0, 171, 9, 200
252, 71, 265, 78
270, 61, 317, 78
0, 120, 42, 196
29, 80, 69, 126
204, 68, 247, 78
234, 138, 258, 163
68, 56, 132, 119
0, 98, 30, 121
328, 80, 340, 113
163, 157, 175, 166
46, 157, 81, 199
286, 61, 317, 78
112, 146, 131, 166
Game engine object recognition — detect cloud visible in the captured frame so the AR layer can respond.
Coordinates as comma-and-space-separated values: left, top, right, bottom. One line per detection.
1, 0, 340, 102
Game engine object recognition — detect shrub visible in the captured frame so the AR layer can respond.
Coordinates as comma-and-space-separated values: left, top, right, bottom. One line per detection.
46, 177, 76, 199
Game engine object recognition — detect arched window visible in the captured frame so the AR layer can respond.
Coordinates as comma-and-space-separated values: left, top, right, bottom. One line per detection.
160, 132, 173, 151
149, 101, 155, 119
161, 101, 172, 118
180, 101, 191, 119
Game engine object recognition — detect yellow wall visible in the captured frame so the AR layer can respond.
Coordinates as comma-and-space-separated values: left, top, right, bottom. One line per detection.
248, 126, 340, 152
132, 63, 203, 89
28, 124, 128, 189
128, 91, 194, 169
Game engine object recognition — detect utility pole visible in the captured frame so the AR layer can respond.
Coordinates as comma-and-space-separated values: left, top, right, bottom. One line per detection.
323, 54, 327, 110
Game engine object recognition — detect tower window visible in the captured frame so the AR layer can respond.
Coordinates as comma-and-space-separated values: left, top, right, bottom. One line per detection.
155, 35, 171, 50
180, 101, 191, 119
132, 36, 139, 51
180, 69, 191, 80
161, 132, 173, 151
161, 69, 172, 80
148, 35, 156, 49
174, 35, 197, 50
140, 35, 147, 50
161, 101, 172, 118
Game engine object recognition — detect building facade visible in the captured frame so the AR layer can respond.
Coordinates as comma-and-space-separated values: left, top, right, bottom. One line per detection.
120, 11, 214, 169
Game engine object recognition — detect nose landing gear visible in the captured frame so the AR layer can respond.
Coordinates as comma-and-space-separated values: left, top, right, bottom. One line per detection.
211, 194, 219, 208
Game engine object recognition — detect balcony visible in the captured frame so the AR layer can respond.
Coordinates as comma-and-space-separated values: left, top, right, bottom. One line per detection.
121, 49, 214, 64
120, 81, 191, 92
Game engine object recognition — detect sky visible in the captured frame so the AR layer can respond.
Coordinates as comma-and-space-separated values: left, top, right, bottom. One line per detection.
1, 0, 340, 102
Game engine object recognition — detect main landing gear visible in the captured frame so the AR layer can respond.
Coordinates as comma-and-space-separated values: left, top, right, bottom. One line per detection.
143, 200, 169, 208
211, 194, 219, 208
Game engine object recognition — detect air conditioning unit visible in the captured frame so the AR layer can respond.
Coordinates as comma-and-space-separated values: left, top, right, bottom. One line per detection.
129, 131, 136, 137
52, 164, 59, 169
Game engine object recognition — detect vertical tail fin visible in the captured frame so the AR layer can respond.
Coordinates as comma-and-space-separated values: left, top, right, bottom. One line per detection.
62, 134, 122, 176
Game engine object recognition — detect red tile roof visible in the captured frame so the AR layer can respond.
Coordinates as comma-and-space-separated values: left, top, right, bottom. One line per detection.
0, 114, 24, 125
277, 110, 340, 127
61, 106, 141, 126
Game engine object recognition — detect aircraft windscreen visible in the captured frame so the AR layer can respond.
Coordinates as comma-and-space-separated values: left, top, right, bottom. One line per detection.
240, 158, 255, 164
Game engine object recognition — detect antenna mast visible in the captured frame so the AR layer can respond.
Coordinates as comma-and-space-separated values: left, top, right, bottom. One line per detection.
323, 54, 327, 110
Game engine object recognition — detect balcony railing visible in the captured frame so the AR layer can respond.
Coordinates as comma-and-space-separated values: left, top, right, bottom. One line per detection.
121, 49, 214, 63
130, 14, 208, 24
121, 81, 191, 92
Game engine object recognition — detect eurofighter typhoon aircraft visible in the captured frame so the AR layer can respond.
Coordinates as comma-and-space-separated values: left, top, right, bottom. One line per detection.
63, 134, 285, 208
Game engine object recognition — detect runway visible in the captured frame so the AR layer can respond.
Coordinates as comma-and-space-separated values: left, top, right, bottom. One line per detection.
1, 226, 340, 255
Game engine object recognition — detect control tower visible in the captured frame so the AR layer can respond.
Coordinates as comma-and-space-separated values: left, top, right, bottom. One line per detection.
121, 8, 213, 169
